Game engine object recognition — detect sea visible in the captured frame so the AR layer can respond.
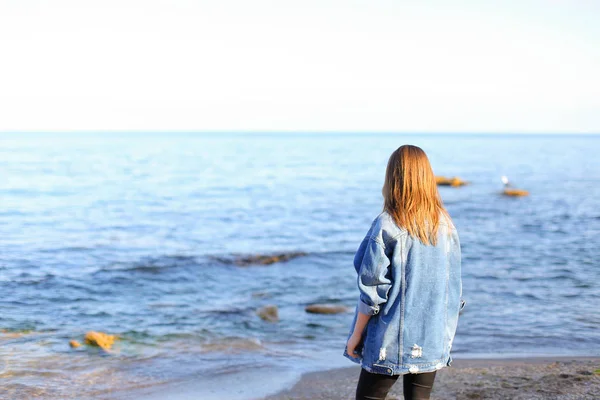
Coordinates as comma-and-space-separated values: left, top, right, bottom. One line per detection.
1, 133, 599, 399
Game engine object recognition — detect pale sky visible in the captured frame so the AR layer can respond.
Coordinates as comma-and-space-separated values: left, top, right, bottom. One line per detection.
0, 0, 599, 133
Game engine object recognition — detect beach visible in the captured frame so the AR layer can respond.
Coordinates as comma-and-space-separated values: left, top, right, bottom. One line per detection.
1, 133, 599, 399
262, 357, 600, 400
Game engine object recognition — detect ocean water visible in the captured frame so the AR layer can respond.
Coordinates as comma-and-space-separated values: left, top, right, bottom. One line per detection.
1, 133, 599, 399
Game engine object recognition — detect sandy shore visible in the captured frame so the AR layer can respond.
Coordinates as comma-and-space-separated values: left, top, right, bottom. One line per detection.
261, 357, 600, 400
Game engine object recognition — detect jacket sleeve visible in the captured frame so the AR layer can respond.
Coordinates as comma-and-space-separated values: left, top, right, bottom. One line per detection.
355, 237, 392, 316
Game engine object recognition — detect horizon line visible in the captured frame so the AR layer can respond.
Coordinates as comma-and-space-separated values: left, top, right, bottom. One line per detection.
1, 131, 599, 136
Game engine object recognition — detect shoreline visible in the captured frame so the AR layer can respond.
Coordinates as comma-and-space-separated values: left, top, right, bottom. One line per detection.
260, 356, 600, 400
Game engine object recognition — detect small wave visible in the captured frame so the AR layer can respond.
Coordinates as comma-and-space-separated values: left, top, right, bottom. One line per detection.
38, 245, 100, 253
204, 306, 255, 315
95, 255, 200, 274
147, 302, 180, 308
5, 273, 56, 285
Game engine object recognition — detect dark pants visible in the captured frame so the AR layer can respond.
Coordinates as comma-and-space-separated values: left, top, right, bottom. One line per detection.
355, 368, 437, 400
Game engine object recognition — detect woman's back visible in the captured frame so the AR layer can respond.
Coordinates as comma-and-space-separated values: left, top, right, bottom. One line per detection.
344, 210, 463, 375
400, 214, 462, 369
344, 144, 464, 399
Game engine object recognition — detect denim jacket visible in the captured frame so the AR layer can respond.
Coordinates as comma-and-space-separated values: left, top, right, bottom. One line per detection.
342, 210, 465, 375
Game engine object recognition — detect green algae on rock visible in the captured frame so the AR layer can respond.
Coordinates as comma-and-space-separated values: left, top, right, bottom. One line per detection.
257, 305, 279, 322
212, 252, 308, 266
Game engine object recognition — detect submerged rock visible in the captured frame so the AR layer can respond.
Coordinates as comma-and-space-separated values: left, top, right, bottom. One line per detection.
214, 252, 308, 266
500, 176, 528, 197
257, 305, 279, 322
502, 188, 529, 197
436, 176, 468, 187
200, 337, 263, 353
84, 331, 118, 350
0, 328, 36, 339
305, 304, 349, 314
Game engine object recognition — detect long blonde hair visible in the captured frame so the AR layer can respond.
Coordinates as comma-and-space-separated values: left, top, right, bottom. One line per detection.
382, 145, 451, 246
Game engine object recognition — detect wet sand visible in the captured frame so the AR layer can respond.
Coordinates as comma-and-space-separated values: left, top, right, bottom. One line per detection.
261, 357, 600, 400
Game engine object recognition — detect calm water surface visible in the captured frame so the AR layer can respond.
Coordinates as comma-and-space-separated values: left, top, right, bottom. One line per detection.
1, 133, 599, 399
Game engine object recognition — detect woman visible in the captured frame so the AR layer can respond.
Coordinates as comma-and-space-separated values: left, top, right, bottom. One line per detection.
343, 145, 465, 400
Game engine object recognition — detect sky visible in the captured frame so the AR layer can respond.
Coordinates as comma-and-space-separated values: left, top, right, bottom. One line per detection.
0, 0, 599, 133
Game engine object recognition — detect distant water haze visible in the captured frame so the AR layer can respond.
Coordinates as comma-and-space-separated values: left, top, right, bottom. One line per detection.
0, 133, 599, 399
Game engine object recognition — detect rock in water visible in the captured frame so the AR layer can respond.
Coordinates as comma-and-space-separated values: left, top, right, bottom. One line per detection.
69, 340, 82, 348
84, 331, 117, 350
305, 304, 349, 314
213, 252, 308, 266
257, 305, 279, 322
502, 188, 529, 197
435, 176, 468, 187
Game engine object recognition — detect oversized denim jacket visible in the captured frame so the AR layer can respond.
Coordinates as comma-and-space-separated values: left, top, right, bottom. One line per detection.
342, 211, 465, 375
